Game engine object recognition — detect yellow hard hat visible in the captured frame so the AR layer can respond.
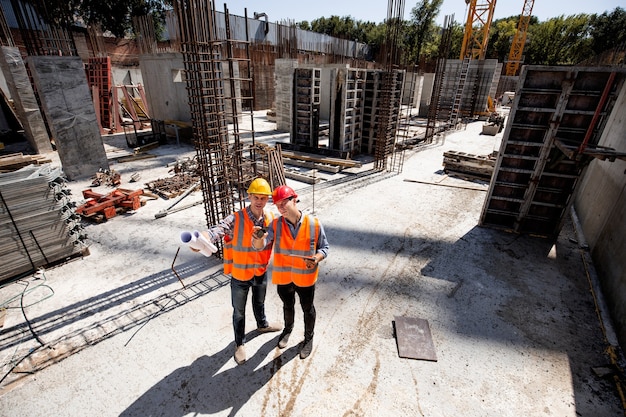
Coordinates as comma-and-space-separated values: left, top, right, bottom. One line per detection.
247, 178, 272, 195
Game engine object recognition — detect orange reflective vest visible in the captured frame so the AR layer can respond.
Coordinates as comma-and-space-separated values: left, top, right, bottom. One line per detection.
222, 234, 234, 275
223, 209, 274, 280
271, 214, 320, 287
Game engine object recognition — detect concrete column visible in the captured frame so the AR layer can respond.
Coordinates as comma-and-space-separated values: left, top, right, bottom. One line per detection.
0, 46, 52, 154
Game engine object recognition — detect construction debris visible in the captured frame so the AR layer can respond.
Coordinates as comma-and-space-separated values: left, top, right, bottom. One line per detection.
168, 156, 200, 175
145, 173, 200, 200
154, 180, 202, 219
482, 113, 505, 136
90, 168, 121, 187
280, 149, 362, 169
284, 168, 321, 184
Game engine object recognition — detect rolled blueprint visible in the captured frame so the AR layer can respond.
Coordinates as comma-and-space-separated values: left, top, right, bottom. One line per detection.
180, 230, 218, 257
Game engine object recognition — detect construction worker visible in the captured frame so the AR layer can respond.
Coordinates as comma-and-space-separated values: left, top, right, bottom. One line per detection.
197, 177, 281, 365
252, 185, 329, 359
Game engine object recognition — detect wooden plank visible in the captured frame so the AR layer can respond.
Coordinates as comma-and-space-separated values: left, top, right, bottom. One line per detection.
280, 149, 362, 168
284, 169, 321, 184
0, 153, 53, 170
393, 316, 437, 361
116, 153, 157, 163
283, 158, 341, 173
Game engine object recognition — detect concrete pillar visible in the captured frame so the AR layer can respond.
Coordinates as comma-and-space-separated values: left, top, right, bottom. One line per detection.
0, 46, 52, 154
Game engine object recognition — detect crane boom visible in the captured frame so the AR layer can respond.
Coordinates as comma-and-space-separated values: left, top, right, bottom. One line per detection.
505, 0, 535, 76
459, 0, 497, 60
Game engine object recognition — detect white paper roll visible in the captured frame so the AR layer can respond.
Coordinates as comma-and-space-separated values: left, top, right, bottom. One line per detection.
180, 230, 218, 257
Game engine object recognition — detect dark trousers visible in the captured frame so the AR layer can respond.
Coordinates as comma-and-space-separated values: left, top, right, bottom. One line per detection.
277, 283, 316, 342
231, 274, 268, 346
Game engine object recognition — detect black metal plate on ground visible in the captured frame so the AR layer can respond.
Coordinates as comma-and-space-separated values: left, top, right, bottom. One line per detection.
393, 316, 437, 361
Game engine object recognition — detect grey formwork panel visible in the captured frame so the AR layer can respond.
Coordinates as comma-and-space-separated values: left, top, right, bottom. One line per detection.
292, 67, 321, 148
480, 66, 626, 237
26, 56, 109, 181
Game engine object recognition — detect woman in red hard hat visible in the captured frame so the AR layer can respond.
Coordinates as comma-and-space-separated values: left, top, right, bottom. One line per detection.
252, 184, 329, 360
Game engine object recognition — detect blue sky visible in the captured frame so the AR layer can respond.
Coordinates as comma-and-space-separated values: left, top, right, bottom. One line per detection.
220, 0, 624, 25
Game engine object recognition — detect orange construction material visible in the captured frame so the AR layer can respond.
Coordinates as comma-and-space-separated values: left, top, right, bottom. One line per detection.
76, 188, 144, 220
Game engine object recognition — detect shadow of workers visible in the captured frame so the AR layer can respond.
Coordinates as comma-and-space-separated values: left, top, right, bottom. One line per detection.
119, 332, 299, 417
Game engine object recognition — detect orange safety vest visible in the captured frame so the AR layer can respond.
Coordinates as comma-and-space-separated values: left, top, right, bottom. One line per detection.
223, 209, 274, 280
271, 214, 320, 287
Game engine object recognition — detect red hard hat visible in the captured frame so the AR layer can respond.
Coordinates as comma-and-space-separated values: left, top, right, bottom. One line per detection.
272, 185, 297, 204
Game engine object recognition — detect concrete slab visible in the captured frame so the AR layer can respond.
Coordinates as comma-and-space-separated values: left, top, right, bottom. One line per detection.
0, 112, 622, 416
26, 56, 109, 180
393, 316, 437, 361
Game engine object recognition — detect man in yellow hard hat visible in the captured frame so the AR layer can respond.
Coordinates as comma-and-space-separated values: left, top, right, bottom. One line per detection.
196, 177, 281, 365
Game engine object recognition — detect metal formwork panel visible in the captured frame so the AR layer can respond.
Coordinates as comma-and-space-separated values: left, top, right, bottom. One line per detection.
330, 68, 366, 155
438, 59, 499, 120
86, 56, 112, 130
362, 69, 381, 154
292, 67, 321, 147
480, 66, 626, 237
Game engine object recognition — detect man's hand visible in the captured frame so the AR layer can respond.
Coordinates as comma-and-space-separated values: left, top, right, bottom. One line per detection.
252, 226, 267, 249
304, 254, 322, 269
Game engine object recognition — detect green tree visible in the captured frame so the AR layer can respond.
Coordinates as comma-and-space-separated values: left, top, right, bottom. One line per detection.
525, 15, 592, 65
485, 18, 515, 61
32, 0, 167, 38
589, 7, 626, 54
404, 0, 443, 64
485, 16, 540, 63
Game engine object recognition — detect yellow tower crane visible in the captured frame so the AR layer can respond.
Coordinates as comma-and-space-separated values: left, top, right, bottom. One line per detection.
456, 0, 497, 116
459, 0, 497, 60
505, 0, 535, 76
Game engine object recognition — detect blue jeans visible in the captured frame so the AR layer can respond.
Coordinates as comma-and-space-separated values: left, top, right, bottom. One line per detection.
231, 274, 269, 346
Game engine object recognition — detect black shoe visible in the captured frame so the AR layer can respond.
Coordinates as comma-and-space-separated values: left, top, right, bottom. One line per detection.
277, 331, 291, 348
299, 339, 313, 359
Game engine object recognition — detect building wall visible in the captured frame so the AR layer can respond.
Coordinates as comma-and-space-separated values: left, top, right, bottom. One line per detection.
574, 80, 626, 350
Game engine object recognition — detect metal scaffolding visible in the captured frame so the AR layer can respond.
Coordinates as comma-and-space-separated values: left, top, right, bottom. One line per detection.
373, 0, 405, 173
172, 0, 261, 258
8, 0, 77, 56
424, 15, 454, 144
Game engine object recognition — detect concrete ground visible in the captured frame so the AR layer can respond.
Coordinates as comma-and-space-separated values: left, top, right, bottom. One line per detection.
0, 112, 623, 416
